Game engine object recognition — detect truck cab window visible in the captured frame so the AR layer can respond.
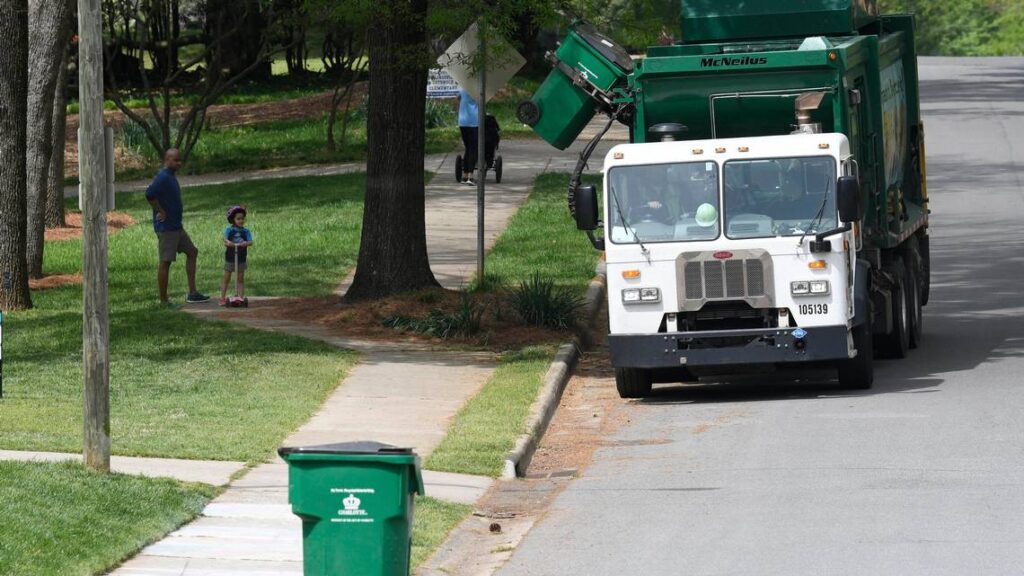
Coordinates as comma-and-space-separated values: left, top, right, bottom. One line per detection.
608, 161, 720, 244
724, 156, 837, 239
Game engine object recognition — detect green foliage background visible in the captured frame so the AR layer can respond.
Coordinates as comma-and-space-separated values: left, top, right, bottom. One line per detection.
874, 1, 1022, 56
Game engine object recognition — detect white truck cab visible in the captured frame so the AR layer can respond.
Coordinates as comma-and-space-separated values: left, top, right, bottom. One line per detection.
577, 133, 869, 397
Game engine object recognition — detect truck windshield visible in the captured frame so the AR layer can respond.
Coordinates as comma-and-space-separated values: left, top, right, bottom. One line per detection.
608, 161, 720, 244
723, 156, 837, 239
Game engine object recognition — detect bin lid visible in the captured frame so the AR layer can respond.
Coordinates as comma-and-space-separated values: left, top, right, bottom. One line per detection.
573, 21, 634, 74
278, 441, 413, 457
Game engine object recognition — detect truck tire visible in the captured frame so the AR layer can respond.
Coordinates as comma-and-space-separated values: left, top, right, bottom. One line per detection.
838, 318, 874, 390
905, 260, 923, 349
615, 368, 653, 399
878, 258, 910, 359
920, 234, 931, 306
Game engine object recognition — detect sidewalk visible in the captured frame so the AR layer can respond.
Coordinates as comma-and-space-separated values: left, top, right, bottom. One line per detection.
109, 123, 628, 575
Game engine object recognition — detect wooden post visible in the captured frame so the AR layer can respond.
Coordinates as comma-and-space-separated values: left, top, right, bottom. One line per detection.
78, 0, 110, 472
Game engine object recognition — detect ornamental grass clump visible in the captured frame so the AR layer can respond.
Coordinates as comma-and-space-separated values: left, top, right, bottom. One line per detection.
510, 274, 585, 329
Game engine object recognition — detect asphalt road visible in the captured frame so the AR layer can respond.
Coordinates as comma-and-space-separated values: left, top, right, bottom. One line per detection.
499, 57, 1024, 575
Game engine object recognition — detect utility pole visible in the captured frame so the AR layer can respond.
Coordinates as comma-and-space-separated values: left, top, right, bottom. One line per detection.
476, 21, 486, 282
78, 0, 110, 472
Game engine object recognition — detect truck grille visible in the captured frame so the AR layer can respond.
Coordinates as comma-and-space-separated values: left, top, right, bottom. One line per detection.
676, 250, 774, 312
685, 259, 765, 300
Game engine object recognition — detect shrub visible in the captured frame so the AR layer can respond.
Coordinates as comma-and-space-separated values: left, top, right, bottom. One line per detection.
424, 99, 456, 130
511, 274, 585, 329
382, 293, 483, 338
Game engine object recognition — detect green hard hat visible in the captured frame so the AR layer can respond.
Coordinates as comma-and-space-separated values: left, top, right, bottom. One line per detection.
695, 203, 718, 227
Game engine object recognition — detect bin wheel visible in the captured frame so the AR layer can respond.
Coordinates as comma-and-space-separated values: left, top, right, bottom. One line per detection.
615, 368, 653, 399
838, 314, 874, 390
494, 156, 503, 183
455, 155, 463, 182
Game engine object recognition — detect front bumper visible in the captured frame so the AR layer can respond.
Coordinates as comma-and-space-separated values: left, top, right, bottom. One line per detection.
608, 325, 850, 369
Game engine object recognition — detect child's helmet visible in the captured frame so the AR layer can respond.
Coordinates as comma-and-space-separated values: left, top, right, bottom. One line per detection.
227, 205, 246, 223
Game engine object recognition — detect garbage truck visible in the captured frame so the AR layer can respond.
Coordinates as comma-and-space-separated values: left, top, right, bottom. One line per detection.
516, 1, 930, 397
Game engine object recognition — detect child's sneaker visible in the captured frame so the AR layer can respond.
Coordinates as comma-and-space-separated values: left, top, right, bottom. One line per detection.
219, 297, 228, 307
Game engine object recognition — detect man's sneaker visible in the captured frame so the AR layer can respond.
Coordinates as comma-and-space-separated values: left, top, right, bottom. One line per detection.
219, 297, 229, 307
186, 291, 211, 303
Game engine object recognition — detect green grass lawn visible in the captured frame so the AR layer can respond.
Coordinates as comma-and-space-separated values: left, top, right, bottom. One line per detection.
0, 174, 368, 462
110, 91, 536, 182
0, 461, 215, 576
425, 173, 602, 477
412, 497, 472, 569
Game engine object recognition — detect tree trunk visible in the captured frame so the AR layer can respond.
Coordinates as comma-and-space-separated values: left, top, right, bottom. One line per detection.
0, 0, 33, 309
26, 0, 73, 278
44, 46, 70, 229
345, 0, 437, 300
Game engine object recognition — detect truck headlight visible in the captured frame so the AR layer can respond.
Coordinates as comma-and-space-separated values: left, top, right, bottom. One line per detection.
622, 287, 660, 304
791, 280, 830, 296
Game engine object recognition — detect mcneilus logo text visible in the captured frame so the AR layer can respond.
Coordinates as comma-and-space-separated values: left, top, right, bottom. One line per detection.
701, 56, 769, 67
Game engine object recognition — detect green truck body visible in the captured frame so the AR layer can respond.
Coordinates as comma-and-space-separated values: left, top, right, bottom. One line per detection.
518, 0, 930, 395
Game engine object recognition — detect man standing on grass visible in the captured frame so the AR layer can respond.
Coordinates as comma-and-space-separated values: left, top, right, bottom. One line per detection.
146, 149, 210, 307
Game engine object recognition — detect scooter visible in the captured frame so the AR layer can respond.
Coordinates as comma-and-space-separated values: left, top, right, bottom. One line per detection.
230, 242, 248, 308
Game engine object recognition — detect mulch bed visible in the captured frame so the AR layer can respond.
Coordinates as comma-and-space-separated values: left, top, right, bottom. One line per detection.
45, 212, 137, 242
246, 287, 573, 352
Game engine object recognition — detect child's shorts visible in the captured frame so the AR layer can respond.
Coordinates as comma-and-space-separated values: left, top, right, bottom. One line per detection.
224, 261, 247, 272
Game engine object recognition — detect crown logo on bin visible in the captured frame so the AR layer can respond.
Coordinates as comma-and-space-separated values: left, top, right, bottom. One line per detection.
343, 493, 361, 511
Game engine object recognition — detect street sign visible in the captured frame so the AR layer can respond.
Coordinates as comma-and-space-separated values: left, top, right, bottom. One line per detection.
427, 68, 460, 99
437, 21, 525, 103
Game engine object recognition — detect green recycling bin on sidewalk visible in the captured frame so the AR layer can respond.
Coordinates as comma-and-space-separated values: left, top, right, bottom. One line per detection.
278, 441, 425, 576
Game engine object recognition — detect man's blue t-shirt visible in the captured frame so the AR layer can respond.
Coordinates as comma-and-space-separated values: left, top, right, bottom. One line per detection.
224, 226, 253, 262
458, 88, 479, 128
145, 168, 183, 232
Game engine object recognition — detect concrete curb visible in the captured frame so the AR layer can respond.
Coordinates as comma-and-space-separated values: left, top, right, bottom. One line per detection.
501, 261, 607, 479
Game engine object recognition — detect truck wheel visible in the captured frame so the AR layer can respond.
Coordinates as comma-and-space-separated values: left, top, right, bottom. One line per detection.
878, 258, 910, 359
615, 368, 653, 399
905, 260, 923, 349
920, 234, 931, 306
838, 319, 874, 390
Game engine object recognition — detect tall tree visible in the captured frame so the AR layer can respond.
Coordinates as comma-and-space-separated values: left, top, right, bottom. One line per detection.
44, 45, 72, 229
0, 0, 33, 310
344, 0, 437, 299
26, 0, 75, 278
316, 0, 557, 300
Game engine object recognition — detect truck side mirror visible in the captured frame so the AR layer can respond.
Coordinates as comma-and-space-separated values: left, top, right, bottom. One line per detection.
574, 185, 600, 231
837, 176, 862, 222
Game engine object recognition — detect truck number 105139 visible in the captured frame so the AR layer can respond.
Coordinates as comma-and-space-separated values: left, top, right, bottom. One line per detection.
798, 303, 829, 315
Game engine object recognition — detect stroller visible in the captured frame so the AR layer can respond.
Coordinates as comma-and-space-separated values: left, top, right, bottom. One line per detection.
455, 114, 502, 183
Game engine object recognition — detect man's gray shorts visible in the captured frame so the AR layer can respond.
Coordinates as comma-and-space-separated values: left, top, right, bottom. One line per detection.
157, 229, 197, 263
224, 261, 247, 272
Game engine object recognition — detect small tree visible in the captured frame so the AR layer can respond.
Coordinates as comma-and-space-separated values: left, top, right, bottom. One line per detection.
104, 0, 286, 160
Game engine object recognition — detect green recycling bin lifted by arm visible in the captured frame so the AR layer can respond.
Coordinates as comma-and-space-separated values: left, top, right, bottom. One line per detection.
279, 441, 425, 575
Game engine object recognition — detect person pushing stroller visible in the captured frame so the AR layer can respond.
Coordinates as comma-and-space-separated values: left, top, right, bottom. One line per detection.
457, 87, 480, 185
220, 205, 253, 307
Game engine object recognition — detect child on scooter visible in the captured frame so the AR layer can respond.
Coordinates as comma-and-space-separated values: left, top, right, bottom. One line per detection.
220, 205, 253, 307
